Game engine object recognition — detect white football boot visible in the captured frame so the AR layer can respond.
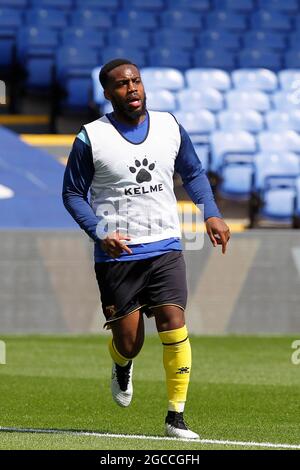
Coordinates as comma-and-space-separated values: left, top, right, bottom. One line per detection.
165, 411, 200, 439
111, 360, 133, 407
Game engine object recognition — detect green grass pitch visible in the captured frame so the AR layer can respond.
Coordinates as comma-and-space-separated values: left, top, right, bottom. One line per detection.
0, 335, 299, 450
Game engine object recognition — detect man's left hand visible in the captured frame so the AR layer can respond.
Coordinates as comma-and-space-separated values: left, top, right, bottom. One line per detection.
205, 217, 231, 254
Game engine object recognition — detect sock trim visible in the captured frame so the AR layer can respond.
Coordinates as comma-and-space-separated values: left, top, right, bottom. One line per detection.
162, 336, 188, 346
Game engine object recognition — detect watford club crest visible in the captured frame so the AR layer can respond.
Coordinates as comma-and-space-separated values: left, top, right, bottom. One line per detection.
106, 305, 117, 318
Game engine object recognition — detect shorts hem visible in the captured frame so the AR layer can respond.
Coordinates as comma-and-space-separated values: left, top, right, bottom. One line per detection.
103, 303, 148, 330
146, 303, 185, 318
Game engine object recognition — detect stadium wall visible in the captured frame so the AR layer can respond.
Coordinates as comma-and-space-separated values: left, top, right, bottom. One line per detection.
0, 230, 299, 335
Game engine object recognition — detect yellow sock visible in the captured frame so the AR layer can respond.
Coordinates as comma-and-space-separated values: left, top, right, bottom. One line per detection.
159, 325, 191, 413
108, 337, 130, 367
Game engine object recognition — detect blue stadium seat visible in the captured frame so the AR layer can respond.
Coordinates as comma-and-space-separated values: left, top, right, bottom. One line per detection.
284, 50, 300, 69
101, 48, 146, 68
107, 29, 151, 50
160, 11, 202, 31
116, 11, 158, 30
218, 110, 264, 133
273, 91, 300, 111
257, 0, 298, 13
266, 110, 300, 132
91, 66, 105, 106
288, 33, 300, 50
210, 130, 256, 172
205, 11, 248, 31
243, 31, 287, 51
140, 67, 185, 91
30, 0, 73, 10
125, 0, 165, 11
0, 8, 23, 30
193, 48, 236, 70
278, 69, 300, 91
251, 152, 300, 223
166, 0, 211, 12
148, 48, 191, 70
61, 28, 106, 50
25, 8, 67, 30
213, 0, 255, 12
226, 90, 271, 112
250, 11, 292, 31
185, 68, 231, 92
177, 88, 224, 112
153, 29, 196, 50
0, 9, 23, 67
16, 27, 58, 88
0, 0, 27, 8
146, 89, 177, 112
197, 31, 240, 51
55, 46, 98, 82
174, 110, 216, 136
231, 69, 278, 92
73, 0, 120, 10
70, 10, 113, 29
238, 49, 282, 71
258, 130, 300, 153
219, 158, 255, 199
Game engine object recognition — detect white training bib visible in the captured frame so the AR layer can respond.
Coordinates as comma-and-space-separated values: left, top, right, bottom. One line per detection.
84, 111, 182, 244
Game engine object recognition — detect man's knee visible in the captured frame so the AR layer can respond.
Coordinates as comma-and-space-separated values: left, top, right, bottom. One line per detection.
153, 305, 186, 332
114, 335, 144, 359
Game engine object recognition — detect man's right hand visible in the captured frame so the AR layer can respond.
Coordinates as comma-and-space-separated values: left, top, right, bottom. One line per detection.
100, 231, 132, 259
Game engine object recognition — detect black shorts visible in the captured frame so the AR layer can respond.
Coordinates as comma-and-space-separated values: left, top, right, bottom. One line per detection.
94, 251, 188, 329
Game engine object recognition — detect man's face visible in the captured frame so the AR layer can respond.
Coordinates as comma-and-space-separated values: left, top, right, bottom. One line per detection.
104, 64, 146, 121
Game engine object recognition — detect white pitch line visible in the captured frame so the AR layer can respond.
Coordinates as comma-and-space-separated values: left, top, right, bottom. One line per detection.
0, 427, 300, 450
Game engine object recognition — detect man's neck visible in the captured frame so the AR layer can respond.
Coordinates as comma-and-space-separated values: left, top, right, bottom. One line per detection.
111, 110, 147, 127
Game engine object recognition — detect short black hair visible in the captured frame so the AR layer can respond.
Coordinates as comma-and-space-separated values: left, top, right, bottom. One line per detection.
99, 58, 138, 89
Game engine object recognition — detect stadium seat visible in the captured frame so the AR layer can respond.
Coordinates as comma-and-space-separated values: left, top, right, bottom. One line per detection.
25, 8, 67, 30
250, 11, 292, 31
243, 31, 287, 51
146, 89, 177, 112
0, 0, 27, 8
284, 51, 300, 69
193, 144, 210, 172
0, 9, 23, 68
266, 110, 300, 132
219, 158, 255, 199
213, 0, 255, 12
238, 49, 282, 71
288, 33, 300, 50
166, 0, 211, 12
125, 0, 165, 11
258, 130, 300, 153
101, 48, 146, 69
218, 110, 264, 133
185, 68, 231, 92
148, 48, 191, 70
55, 46, 98, 82
16, 27, 59, 88
153, 29, 196, 50
107, 29, 150, 50
91, 66, 105, 106
205, 11, 248, 31
278, 69, 300, 91
193, 48, 236, 70
62, 28, 106, 50
273, 91, 300, 111
116, 11, 158, 30
231, 69, 278, 92
140, 68, 185, 91
174, 110, 216, 137
257, 0, 298, 13
210, 130, 256, 171
160, 11, 202, 31
226, 90, 270, 112
70, 10, 113, 29
177, 88, 224, 112
197, 31, 241, 51
250, 152, 300, 224
73, 0, 120, 10
30, 0, 73, 10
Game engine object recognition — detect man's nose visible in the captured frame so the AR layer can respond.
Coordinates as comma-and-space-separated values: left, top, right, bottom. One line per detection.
128, 80, 136, 92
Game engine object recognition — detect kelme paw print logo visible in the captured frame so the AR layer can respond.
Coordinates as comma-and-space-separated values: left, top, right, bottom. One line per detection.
129, 157, 155, 184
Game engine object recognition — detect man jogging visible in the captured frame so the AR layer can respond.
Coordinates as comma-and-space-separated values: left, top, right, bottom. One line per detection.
62, 58, 230, 439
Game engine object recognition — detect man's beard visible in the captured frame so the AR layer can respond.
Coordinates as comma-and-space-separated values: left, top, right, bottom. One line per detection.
111, 94, 147, 122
